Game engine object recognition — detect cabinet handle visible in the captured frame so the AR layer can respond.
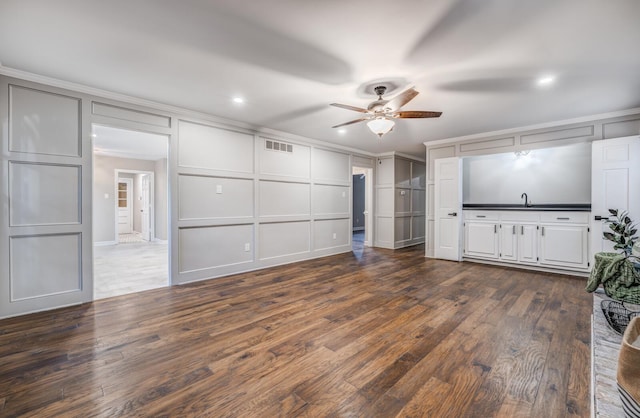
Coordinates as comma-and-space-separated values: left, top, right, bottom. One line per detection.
476, 215, 486, 218
521, 225, 524, 235
494, 224, 497, 233
556, 217, 570, 220
541, 226, 545, 236
512, 225, 516, 235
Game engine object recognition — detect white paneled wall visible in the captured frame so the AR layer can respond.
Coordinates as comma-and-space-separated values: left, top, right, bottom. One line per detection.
374, 155, 426, 249
175, 123, 352, 283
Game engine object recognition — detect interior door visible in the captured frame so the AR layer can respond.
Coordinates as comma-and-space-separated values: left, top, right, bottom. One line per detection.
0, 77, 93, 318
434, 157, 462, 260
117, 178, 133, 234
591, 136, 640, 261
141, 174, 151, 241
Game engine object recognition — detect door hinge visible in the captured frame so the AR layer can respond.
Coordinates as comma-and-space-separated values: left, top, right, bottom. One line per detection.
588, 262, 590, 267
537, 257, 539, 261
537, 225, 539, 230
588, 227, 590, 232
499, 224, 502, 229
499, 253, 502, 257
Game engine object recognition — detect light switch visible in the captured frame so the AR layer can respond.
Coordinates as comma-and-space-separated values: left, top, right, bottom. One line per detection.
104, 193, 109, 199
342, 191, 346, 198
332, 233, 337, 240
244, 243, 250, 252
400, 190, 406, 196
216, 185, 223, 194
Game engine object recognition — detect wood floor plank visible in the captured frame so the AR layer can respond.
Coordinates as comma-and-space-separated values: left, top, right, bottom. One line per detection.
0, 245, 592, 417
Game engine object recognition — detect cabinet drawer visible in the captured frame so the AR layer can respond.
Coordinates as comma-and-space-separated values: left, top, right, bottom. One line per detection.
539, 212, 589, 224
464, 211, 499, 221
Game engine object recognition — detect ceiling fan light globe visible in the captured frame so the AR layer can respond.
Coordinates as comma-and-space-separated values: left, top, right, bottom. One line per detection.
367, 117, 395, 138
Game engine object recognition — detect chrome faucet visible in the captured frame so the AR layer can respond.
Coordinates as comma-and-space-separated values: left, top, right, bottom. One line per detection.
521, 193, 530, 207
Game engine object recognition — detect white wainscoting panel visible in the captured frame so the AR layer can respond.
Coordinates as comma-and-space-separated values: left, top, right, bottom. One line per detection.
412, 163, 426, 188
412, 189, 426, 213
10, 234, 81, 301
259, 181, 310, 217
412, 216, 426, 240
259, 222, 310, 260
178, 225, 254, 273
377, 188, 394, 216
178, 175, 254, 220
395, 158, 412, 187
259, 138, 310, 179
395, 216, 412, 242
376, 217, 393, 247
312, 148, 350, 183
9, 85, 81, 157
395, 189, 412, 214
313, 219, 349, 250
178, 120, 254, 173
313, 184, 349, 216
9, 162, 80, 226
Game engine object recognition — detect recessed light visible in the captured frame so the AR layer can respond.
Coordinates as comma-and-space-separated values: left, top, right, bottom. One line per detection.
232, 97, 244, 104
537, 75, 555, 86
338, 129, 347, 135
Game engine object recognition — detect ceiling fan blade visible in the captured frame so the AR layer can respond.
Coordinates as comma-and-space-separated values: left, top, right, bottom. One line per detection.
393, 110, 442, 118
332, 118, 369, 128
330, 103, 369, 113
385, 87, 419, 111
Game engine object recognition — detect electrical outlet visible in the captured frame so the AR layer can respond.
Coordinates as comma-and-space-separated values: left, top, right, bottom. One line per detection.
244, 243, 250, 252
342, 191, 346, 198
216, 185, 223, 194
332, 233, 336, 240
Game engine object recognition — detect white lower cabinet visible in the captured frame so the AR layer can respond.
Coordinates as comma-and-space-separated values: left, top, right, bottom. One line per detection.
518, 224, 538, 264
539, 224, 589, 269
499, 223, 518, 261
463, 210, 589, 272
464, 222, 498, 259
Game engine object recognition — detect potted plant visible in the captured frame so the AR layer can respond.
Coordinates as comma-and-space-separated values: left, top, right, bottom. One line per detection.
603, 209, 638, 256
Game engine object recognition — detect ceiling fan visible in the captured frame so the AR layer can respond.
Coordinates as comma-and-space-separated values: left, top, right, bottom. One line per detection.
331, 86, 442, 138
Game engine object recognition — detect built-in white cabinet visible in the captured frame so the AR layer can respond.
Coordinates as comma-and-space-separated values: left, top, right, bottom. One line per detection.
464, 222, 498, 259
463, 210, 590, 273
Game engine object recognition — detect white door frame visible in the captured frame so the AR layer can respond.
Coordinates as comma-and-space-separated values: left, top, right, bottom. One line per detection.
116, 177, 134, 234
114, 169, 155, 242
352, 164, 375, 247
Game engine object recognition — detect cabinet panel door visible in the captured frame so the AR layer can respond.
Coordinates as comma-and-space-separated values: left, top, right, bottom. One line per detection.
540, 225, 588, 268
464, 222, 498, 259
499, 223, 518, 261
518, 224, 538, 264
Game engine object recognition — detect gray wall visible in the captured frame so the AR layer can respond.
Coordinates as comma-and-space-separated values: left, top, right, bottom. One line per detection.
155, 158, 168, 240
175, 121, 353, 284
352, 174, 365, 230
93, 155, 163, 243
463, 142, 591, 204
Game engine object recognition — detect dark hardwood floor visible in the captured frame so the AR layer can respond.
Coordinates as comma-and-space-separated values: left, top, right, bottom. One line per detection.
0, 245, 592, 417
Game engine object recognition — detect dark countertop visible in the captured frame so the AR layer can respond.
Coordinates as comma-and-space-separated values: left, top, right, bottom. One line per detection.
462, 203, 591, 212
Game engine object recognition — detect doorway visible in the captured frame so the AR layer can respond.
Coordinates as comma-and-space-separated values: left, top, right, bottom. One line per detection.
92, 124, 169, 299
352, 166, 373, 256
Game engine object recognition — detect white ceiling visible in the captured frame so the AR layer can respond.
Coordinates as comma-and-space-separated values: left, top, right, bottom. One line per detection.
1, 0, 639, 157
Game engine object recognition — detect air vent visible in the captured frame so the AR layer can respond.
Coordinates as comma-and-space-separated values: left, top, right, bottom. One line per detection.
265, 139, 293, 153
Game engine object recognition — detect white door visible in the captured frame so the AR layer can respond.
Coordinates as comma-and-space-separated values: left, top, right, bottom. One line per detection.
0, 77, 93, 318
434, 157, 462, 260
591, 136, 640, 261
141, 174, 151, 241
117, 178, 133, 235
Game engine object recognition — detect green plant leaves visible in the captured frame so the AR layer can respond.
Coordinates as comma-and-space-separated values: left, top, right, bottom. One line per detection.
604, 208, 638, 255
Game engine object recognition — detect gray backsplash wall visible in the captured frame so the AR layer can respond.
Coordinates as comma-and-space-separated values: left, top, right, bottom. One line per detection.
463, 142, 591, 204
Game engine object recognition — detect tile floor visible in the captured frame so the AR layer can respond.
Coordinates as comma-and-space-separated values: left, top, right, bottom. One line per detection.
94, 240, 168, 300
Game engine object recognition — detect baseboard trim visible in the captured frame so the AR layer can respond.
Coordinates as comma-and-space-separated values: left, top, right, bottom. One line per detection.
153, 238, 168, 244
94, 241, 117, 246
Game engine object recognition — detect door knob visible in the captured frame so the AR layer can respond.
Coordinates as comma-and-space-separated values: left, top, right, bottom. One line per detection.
594, 215, 609, 221
447, 212, 457, 217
